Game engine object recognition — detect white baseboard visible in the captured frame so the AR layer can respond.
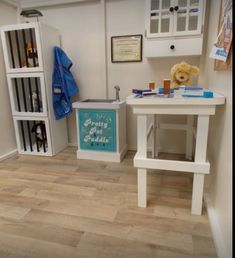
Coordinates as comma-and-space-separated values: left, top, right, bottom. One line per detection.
68, 142, 77, 147
0, 149, 18, 162
70, 143, 184, 156
204, 193, 227, 258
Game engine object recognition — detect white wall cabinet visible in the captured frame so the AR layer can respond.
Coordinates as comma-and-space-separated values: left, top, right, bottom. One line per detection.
1, 22, 68, 156
144, 0, 206, 57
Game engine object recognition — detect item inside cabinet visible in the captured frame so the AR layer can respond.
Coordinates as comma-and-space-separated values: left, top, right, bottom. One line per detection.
11, 77, 43, 113
17, 119, 48, 153
6, 28, 39, 69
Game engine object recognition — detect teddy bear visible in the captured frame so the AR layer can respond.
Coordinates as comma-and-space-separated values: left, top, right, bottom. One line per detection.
171, 62, 200, 88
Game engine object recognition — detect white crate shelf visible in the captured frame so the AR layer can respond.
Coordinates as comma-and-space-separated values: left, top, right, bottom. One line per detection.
1, 22, 68, 156
14, 117, 52, 156
7, 73, 47, 117
1, 23, 43, 73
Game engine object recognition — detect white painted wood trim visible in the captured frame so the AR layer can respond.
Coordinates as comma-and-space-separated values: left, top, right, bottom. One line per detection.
1, 22, 44, 73
144, 36, 203, 57
7, 67, 44, 73
185, 115, 194, 160
100, 0, 108, 99
137, 115, 147, 208
7, 73, 48, 117
13, 116, 53, 156
133, 106, 215, 115
19, 0, 99, 9
204, 192, 228, 258
13, 118, 22, 153
116, 109, 120, 153
145, 0, 151, 38
126, 93, 225, 105
137, 116, 147, 157
72, 100, 125, 110
147, 122, 153, 140
0, 22, 39, 31
75, 109, 81, 150
191, 115, 209, 215
12, 112, 48, 118
44, 118, 52, 155
194, 115, 209, 161
152, 115, 156, 158
134, 153, 210, 174
138, 168, 147, 207
17, 149, 53, 156
0, 149, 18, 162
192, 173, 205, 215
6, 75, 17, 116
76, 145, 127, 163
0, 28, 11, 73
128, 146, 185, 155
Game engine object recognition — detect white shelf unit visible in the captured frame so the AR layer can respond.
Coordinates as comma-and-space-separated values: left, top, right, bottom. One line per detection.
1, 22, 68, 156
144, 0, 206, 57
13, 116, 52, 156
1, 22, 43, 73
7, 73, 47, 117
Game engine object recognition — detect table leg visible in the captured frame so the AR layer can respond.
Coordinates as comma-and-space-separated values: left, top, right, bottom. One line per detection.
191, 115, 209, 215
186, 115, 194, 160
152, 115, 158, 158
137, 115, 147, 207
138, 168, 147, 207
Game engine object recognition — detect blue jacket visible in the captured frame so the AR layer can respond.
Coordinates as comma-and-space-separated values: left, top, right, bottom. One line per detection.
52, 46, 79, 120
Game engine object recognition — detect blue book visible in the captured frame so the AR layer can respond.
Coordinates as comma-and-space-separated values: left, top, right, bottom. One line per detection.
132, 89, 152, 95
182, 91, 213, 98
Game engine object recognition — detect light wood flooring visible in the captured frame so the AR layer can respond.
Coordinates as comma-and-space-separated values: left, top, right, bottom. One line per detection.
0, 147, 217, 258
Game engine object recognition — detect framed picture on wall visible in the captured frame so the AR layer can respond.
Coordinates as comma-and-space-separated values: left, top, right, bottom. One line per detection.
111, 34, 142, 63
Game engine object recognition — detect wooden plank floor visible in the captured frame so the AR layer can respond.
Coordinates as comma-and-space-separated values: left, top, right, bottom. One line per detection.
0, 147, 217, 258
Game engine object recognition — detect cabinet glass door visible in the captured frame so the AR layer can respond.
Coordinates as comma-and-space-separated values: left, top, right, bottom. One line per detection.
173, 0, 203, 35
147, 0, 174, 37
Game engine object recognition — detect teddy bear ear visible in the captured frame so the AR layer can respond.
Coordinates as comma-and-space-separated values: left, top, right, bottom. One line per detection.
191, 66, 200, 74
171, 64, 178, 76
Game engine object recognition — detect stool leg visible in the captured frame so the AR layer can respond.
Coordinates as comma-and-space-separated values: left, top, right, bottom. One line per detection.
192, 173, 205, 215
137, 115, 148, 207
191, 115, 209, 215
138, 168, 147, 207
186, 115, 194, 160
152, 115, 156, 158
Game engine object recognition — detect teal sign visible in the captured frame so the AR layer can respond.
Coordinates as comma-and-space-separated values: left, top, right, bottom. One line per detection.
78, 109, 116, 152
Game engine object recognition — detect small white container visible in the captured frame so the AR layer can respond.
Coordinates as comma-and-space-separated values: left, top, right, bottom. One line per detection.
178, 85, 186, 93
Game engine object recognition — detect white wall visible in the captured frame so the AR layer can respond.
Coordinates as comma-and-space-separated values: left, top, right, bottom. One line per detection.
198, 1, 232, 258
36, 0, 200, 151
36, 1, 106, 144
106, 0, 200, 151
0, 2, 17, 159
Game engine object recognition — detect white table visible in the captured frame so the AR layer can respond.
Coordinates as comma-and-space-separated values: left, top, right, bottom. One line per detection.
126, 92, 225, 215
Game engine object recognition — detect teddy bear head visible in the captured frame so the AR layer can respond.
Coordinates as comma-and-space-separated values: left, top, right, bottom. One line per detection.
171, 62, 199, 87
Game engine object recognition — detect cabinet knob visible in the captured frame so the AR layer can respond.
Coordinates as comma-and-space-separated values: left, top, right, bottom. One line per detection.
170, 45, 175, 50
174, 6, 179, 11
169, 7, 174, 12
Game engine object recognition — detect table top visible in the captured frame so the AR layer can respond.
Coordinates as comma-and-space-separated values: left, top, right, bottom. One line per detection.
126, 91, 225, 106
